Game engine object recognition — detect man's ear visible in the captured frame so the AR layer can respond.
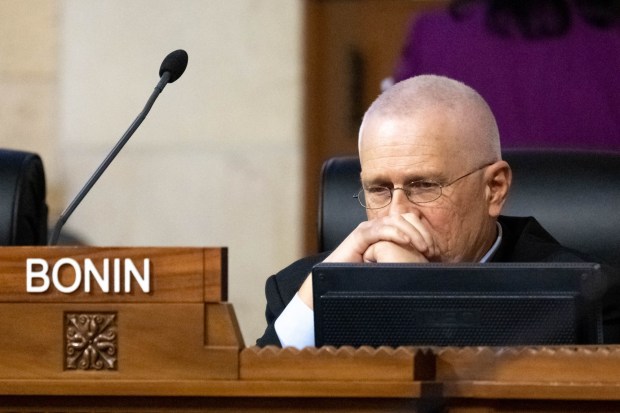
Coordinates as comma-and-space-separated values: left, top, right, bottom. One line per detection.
485, 160, 512, 218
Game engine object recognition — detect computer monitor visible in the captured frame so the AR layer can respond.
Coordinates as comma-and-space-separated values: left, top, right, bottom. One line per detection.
312, 262, 605, 347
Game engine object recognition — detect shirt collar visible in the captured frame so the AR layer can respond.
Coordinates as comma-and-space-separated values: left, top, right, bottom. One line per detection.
479, 221, 503, 263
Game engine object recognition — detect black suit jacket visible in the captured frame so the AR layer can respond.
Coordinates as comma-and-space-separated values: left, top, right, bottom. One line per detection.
256, 216, 620, 346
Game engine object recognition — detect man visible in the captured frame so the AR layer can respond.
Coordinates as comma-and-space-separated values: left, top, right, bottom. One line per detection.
257, 74, 618, 347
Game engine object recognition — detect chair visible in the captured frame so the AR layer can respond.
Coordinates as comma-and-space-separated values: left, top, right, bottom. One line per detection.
0, 148, 48, 245
318, 150, 620, 267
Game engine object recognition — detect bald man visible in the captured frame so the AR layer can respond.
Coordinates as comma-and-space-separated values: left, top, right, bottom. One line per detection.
257, 74, 617, 347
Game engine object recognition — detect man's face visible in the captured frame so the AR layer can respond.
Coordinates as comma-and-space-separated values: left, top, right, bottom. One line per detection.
359, 110, 497, 262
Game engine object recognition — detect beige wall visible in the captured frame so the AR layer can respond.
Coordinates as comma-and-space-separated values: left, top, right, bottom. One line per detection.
1, 0, 303, 344
0, 0, 61, 206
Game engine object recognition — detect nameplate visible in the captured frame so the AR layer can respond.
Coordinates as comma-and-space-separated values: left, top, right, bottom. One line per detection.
26, 257, 150, 294
0, 246, 227, 303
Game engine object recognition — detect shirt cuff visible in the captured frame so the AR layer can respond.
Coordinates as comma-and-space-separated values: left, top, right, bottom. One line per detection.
274, 293, 315, 349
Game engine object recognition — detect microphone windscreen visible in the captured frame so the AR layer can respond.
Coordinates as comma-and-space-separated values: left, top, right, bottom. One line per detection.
159, 49, 188, 83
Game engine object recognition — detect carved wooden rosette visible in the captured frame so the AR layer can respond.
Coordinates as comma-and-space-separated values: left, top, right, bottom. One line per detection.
65, 312, 118, 371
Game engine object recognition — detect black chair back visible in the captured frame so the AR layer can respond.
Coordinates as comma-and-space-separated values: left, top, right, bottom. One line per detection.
318, 156, 365, 253
318, 150, 620, 267
0, 149, 48, 245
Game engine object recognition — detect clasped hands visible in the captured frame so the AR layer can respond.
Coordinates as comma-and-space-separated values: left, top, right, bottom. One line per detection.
298, 213, 437, 309
324, 212, 438, 264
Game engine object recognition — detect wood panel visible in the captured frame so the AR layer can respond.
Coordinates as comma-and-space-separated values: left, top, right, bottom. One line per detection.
0, 246, 226, 302
3, 247, 620, 412
436, 346, 620, 400
0, 396, 428, 412
0, 247, 242, 393
0, 303, 239, 383
240, 345, 424, 381
3, 344, 620, 411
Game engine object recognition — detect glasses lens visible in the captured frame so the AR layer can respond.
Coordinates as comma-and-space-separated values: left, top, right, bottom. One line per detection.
357, 182, 443, 208
406, 181, 442, 203
359, 187, 391, 209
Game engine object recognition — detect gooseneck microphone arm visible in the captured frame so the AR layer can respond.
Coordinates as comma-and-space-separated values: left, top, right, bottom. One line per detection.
48, 50, 188, 245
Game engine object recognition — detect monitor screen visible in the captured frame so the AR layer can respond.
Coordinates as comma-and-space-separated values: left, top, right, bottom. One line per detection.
312, 262, 605, 347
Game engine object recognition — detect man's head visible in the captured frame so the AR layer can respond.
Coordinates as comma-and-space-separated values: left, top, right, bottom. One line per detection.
358, 74, 511, 262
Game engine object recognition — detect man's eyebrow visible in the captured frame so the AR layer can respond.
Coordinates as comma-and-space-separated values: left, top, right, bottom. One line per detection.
406, 166, 451, 181
361, 176, 393, 187
362, 172, 442, 187
404, 172, 443, 182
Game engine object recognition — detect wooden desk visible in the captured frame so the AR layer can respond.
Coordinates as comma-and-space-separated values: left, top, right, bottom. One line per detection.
1, 247, 620, 412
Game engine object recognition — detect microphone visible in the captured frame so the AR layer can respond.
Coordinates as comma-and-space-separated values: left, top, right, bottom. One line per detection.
48, 49, 189, 245
159, 49, 188, 83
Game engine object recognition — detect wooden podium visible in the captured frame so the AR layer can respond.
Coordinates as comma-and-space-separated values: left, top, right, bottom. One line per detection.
1, 246, 620, 412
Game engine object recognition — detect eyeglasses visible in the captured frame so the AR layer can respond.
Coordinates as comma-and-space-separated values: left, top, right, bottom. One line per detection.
354, 163, 492, 209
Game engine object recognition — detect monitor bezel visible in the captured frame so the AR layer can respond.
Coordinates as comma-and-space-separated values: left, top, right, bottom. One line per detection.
312, 262, 605, 347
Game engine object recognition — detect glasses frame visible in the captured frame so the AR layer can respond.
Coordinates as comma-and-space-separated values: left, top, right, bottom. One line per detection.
354, 162, 493, 209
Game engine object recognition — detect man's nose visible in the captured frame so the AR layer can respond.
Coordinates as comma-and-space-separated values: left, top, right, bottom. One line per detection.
388, 187, 414, 215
